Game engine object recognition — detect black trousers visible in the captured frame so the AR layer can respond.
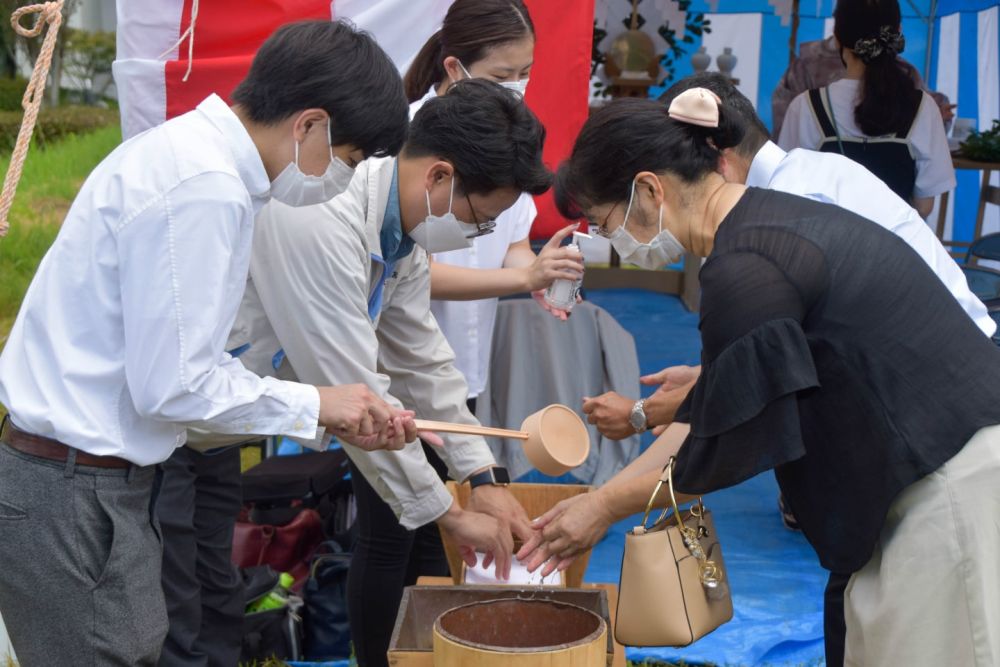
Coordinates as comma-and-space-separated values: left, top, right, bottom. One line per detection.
155, 446, 245, 667
824, 571, 849, 667
346, 442, 451, 667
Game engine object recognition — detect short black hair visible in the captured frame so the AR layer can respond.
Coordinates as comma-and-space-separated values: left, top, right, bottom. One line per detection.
405, 78, 552, 196
231, 20, 408, 159
554, 97, 744, 220
661, 73, 770, 158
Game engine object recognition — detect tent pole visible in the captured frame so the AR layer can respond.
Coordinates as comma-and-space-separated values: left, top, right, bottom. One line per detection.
789, 0, 801, 67
924, 0, 937, 82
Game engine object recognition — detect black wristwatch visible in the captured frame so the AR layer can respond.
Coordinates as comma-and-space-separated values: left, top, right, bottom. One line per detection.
468, 467, 511, 489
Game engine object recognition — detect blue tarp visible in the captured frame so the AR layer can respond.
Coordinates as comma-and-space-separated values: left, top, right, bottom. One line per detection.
581, 289, 828, 667
292, 288, 830, 666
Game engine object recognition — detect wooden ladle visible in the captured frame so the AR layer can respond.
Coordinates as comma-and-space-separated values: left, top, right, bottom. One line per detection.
414, 404, 590, 476
413, 420, 529, 440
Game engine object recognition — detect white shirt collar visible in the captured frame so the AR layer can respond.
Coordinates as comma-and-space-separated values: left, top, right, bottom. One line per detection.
746, 141, 788, 189
195, 94, 271, 201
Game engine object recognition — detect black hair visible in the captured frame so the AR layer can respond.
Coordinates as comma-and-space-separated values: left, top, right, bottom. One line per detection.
661, 73, 770, 159
403, 0, 535, 103
231, 20, 408, 158
554, 97, 744, 220
404, 78, 551, 196
834, 0, 921, 136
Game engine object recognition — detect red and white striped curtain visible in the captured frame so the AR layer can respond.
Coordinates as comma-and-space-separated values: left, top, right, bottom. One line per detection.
112, 0, 594, 238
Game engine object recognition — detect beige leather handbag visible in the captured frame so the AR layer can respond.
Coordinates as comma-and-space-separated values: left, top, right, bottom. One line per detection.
615, 457, 733, 647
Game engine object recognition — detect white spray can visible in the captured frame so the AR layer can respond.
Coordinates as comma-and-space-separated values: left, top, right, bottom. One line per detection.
543, 231, 590, 312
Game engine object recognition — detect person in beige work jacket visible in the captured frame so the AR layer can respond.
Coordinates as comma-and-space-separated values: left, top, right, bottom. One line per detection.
232, 79, 553, 667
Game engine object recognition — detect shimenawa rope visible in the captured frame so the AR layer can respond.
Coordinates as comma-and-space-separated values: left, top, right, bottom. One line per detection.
158, 0, 199, 82
0, 0, 64, 238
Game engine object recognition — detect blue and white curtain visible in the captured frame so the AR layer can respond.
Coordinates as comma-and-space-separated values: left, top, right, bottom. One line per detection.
594, 0, 999, 241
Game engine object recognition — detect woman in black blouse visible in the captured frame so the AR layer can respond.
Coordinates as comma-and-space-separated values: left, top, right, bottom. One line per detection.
520, 89, 1000, 666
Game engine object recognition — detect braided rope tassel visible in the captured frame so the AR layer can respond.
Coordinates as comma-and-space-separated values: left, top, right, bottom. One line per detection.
0, 0, 65, 237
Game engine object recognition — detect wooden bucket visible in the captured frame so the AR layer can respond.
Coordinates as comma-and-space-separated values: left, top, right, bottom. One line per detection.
432, 598, 606, 666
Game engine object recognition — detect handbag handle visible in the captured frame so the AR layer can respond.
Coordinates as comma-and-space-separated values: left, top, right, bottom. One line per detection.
638, 457, 722, 590
639, 457, 704, 532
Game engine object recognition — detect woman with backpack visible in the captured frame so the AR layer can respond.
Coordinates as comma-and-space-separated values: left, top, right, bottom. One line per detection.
778, 0, 955, 218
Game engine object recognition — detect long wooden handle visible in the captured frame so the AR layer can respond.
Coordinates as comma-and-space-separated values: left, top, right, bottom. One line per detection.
413, 419, 530, 440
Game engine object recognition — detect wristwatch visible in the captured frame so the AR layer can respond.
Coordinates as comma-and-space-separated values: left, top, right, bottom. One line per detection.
629, 399, 649, 434
468, 467, 511, 489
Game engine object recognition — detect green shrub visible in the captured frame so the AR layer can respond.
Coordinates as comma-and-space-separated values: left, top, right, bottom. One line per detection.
0, 77, 27, 112
0, 105, 119, 151
960, 119, 1000, 163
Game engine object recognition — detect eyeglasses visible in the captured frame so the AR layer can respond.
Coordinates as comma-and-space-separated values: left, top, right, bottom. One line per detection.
464, 192, 497, 238
593, 202, 620, 239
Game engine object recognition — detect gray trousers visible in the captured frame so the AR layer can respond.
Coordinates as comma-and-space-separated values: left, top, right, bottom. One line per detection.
155, 445, 244, 667
0, 442, 167, 666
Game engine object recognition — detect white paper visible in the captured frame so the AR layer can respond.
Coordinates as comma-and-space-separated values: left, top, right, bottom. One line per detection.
464, 553, 563, 587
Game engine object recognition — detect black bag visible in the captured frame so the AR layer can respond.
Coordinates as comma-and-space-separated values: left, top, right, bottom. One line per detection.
242, 448, 350, 506
240, 592, 304, 662
303, 541, 352, 661
242, 448, 356, 549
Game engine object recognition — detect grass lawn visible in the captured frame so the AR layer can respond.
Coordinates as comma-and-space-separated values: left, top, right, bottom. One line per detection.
0, 124, 122, 345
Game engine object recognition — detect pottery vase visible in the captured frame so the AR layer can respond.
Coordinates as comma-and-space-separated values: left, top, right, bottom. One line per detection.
716, 47, 737, 78
691, 46, 711, 73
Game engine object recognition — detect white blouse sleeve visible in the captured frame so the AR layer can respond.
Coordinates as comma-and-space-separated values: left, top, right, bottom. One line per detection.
777, 91, 822, 151
510, 192, 537, 242
910, 92, 957, 199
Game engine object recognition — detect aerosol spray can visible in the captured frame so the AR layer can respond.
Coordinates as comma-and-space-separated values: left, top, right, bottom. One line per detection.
544, 231, 590, 312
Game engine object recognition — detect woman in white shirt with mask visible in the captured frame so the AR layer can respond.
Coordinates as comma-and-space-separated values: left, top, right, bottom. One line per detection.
404, 0, 585, 413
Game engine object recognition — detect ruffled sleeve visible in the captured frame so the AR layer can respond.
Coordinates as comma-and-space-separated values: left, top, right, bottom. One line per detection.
671, 240, 826, 495
673, 318, 819, 494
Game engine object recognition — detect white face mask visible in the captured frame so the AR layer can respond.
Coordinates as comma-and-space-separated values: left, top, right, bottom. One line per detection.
456, 61, 529, 99
609, 179, 685, 270
408, 177, 480, 253
498, 78, 529, 98
270, 120, 355, 207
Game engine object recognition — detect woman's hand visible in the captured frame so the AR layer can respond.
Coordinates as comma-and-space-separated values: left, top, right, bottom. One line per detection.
517, 492, 615, 577
639, 364, 701, 389
640, 365, 701, 435
522, 224, 585, 292
531, 289, 582, 321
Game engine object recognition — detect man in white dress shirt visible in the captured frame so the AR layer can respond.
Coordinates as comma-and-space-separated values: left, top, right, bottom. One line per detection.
572, 72, 992, 667
0, 21, 416, 666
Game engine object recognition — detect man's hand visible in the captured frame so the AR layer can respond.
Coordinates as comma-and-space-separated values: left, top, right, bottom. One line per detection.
517, 492, 614, 577
523, 224, 585, 293
581, 391, 636, 440
466, 481, 535, 546
437, 504, 513, 580
317, 384, 391, 445
317, 385, 440, 451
